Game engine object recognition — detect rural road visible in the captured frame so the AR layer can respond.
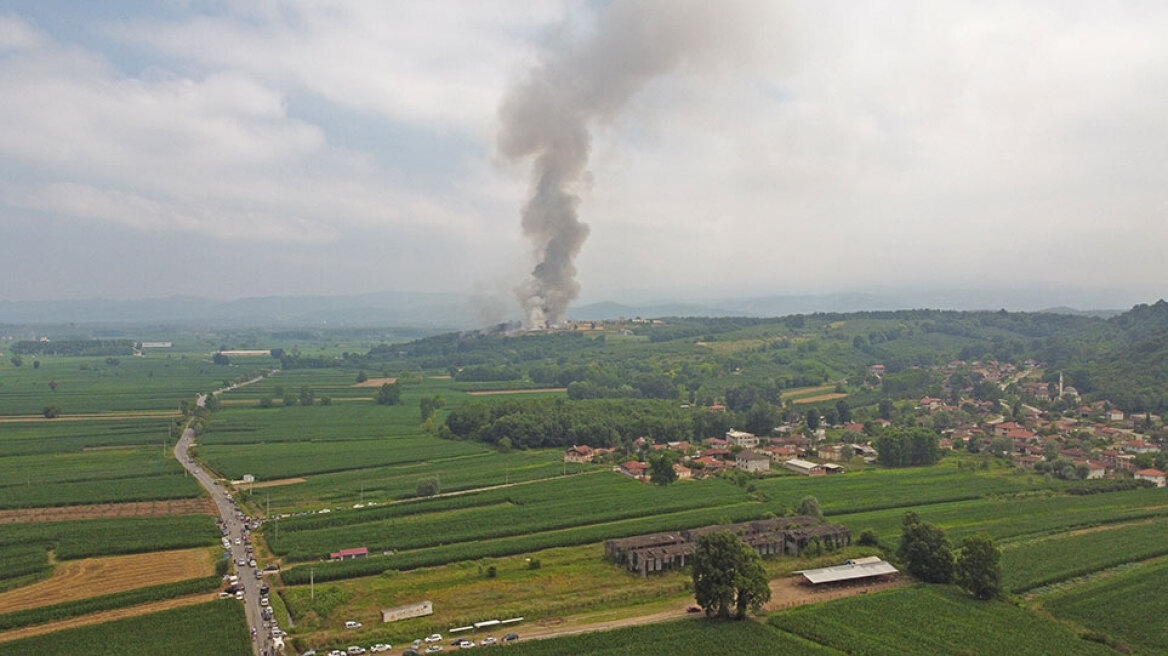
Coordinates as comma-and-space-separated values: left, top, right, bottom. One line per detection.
178, 374, 276, 656
175, 426, 273, 656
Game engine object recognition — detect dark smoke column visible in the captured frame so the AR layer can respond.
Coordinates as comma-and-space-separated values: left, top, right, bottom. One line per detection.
498, 1, 742, 329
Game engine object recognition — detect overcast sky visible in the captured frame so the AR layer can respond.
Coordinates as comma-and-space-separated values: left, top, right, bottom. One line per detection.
1, 1, 1165, 308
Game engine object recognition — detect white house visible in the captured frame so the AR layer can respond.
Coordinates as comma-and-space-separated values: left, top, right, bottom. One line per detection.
735, 451, 770, 473
725, 429, 760, 449
1135, 468, 1166, 488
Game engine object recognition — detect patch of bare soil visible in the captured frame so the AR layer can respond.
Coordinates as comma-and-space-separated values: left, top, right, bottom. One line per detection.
791, 393, 850, 405
0, 499, 216, 524
0, 593, 215, 643
235, 477, 307, 491
351, 377, 398, 388
466, 388, 568, 396
763, 574, 907, 611
517, 574, 907, 643
0, 548, 215, 613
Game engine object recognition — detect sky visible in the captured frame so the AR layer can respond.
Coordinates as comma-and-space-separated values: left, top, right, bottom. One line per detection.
1, 1, 1166, 309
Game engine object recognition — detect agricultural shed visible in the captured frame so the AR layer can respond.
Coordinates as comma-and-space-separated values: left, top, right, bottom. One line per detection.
330, 547, 369, 561
784, 459, 826, 475
795, 557, 898, 585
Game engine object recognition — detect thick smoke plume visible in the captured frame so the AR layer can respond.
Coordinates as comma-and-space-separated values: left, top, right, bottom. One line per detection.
499, 1, 744, 329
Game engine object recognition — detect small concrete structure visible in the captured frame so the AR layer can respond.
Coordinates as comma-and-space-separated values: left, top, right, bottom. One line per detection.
381, 600, 433, 623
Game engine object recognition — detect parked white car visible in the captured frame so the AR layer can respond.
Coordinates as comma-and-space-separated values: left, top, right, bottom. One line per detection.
344, 621, 363, 629
425, 634, 443, 643
369, 645, 392, 653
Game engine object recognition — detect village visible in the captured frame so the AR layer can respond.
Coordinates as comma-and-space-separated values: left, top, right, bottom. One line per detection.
566, 359, 1166, 489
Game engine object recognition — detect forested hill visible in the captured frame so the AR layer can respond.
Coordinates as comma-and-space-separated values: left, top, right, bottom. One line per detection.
1039, 300, 1168, 410
356, 304, 1168, 412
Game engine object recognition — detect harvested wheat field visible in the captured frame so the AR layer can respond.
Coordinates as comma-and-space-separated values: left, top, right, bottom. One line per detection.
351, 377, 397, 388
0, 499, 216, 524
0, 548, 215, 613
0, 594, 214, 643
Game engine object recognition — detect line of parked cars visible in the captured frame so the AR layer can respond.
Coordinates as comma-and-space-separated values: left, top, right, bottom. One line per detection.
307, 631, 521, 656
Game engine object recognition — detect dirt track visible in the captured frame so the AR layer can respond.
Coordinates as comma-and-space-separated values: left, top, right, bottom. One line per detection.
0, 498, 216, 524
0, 593, 215, 643
466, 388, 568, 396
0, 411, 180, 423
0, 548, 215, 613
351, 377, 397, 388
513, 574, 907, 643
235, 477, 306, 491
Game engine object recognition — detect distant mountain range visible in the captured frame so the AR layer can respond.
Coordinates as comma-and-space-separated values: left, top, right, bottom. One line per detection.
0, 290, 1127, 328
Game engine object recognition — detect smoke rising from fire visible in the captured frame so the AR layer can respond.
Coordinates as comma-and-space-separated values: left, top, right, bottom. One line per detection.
498, 1, 748, 328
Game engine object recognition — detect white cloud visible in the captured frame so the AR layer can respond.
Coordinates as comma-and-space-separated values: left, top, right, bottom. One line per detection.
1, 2, 1167, 303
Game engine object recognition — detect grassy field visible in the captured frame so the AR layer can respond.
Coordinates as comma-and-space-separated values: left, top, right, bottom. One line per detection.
0, 600, 251, 655
285, 542, 878, 648
1039, 557, 1168, 655
768, 585, 1112, 656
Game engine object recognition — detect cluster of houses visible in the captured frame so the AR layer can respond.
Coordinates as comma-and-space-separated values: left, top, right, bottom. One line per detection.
566, 428, 850, 483
912, 382, 1165, 486
605, 516, 851, 576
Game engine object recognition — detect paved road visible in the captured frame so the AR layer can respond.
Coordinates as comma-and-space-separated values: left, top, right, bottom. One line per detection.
178, 389, 278, 656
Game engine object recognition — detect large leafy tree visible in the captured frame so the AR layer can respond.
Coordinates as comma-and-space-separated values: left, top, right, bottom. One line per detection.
956, 533, 1002, 600
649, 454, 677, 486
375, 381, 402, 405
896, 511, 954, 583
692, 531, 771, 619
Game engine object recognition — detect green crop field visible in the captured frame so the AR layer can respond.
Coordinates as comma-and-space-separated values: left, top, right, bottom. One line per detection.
503, 620, 838, 656
198, 436, 488, 480
243, 450, 571, 511
0, 600, 251, 655
0, 515, 218, 560
1040, 557, 1168, 655
268, 473, 751, 561
0, 419, 177, 457
1001, 518, 1168, 593
0, 354, 252, 415
753, 462, 1059, 516
831, 486, 1168, 548
768, 585, 1112, 656
0, 443, 203, 509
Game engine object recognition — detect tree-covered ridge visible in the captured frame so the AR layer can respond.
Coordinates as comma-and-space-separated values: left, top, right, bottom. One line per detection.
355, 302, 1168, 411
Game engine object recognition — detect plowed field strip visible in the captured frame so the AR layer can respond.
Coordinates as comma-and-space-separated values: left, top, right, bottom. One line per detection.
0, 593, 216, 643
0, 499, 215, 524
